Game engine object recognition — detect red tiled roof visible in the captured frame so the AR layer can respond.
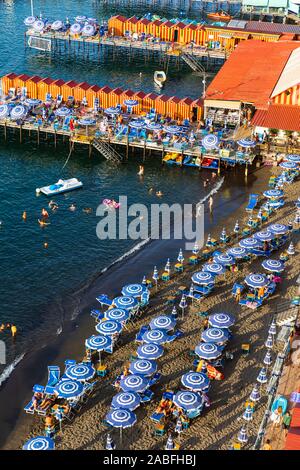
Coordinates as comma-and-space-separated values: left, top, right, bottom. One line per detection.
91, 84, 101, 92
128, 16, 139, 24
140, 18, 150, 26
205, 41, 300, 109
112, 87, 123, 95
78, 82, 91, 90
29, 75, 42, 83
53, 79, 65, 87
135, 91, 146, 99
246, 20, 300, 35
252, 104, 300, 132
123, 89, 135, 97
5, 72, 18, 79
153, 20, 162, 27
159, 94, 171, 102
64, 80, 78, 88
101, 86, 112, 94
285, 403, 300, 450
181, 97, 193, 105
146, 93, 159, 100
18, 74, 30, 81
115, 15, 127, 22
162, 21, 174, 28
42, 77, 55, 85
171, 95, 181, 104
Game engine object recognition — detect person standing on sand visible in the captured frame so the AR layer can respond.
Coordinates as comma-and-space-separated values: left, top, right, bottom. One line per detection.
11, 324, 17, 339
262, 439, 272, 450
235, 287, 241, 303
208, 196, 213, 213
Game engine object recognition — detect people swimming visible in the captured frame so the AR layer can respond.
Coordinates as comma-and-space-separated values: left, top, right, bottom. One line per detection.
83, 207, 92, 214
156, 191, 163, 197
69, 204, 76, 211
22, 211, 27, 221
209, 196, 213, 213
48, 200, 58, 210
38, 219, 50, 227
138, 165, 144, 176
41, 208, 49, 218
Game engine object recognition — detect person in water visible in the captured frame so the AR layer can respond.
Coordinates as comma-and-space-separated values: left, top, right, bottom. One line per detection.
22, 211, 27, 221
11, 324, 17, 339
156, 191, 163, 197
209, 196, 213, 213
38, 219, 50, 227
83, 207, 92, 214
138, 165, 144, 176
41, 208, 49, 218
69, 204, 76, 211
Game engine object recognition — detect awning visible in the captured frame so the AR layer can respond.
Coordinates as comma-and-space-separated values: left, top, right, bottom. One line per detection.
205, 99, 241, 110
243, 0, 268, 5
252, 104, 300, 132
233, 33, 250, 39
269, 0, 288, 7
218, 34, 233, 39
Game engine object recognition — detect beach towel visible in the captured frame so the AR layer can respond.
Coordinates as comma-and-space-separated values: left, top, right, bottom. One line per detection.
207, 364, 224, 380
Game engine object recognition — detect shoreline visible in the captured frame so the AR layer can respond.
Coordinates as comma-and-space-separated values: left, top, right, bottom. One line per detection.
0, 165, 275, 450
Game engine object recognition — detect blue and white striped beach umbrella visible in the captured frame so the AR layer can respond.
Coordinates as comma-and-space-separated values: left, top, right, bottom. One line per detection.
164, 125, 183, 134
257, 209, 263, 219
124, 99, 138, 107
82, 24, 95, 36
10, 105, 27, 120
142, 329, 168, 345
0, 104, 9, 119
165, 434, 175, 450
239, 237, 262, 249
208, 313, 235, 329
237, 426, 248, 444
70, 23, 82, 34
129, 359, 157, 376
179, 294, 187, 310
173, 390, 203, 412
203, 263, 226, 275
254, 230, 274, 242
206, 234, 211, 245
195, 342, 223, 360
268, 223, 288, 235
249, 384, 261, 402
165, 258, 171, 273
261, 259, 285, 273
263, 189, 284, 199
146, 122, 163, 131
105, 106, 121, 115
136, 343, 164, 360
177, 249, 184, 263
33, 20, 45, 32
150, 315, 176, 331
268, 320, 276, 336
113, 296, 139, 310
121, 284, 148, 298
189, 284, 194, 298
247, 215, 253, 227
25, 98, 42, 107
243, 405, 253, 422
237, 138, 256, 148
23, 436, 55, 451
55, 379, 83, 399
257, 367, 267, 384
234, 220, 240, 233
105, 408, 137, 429
192, 271, 215, 285
105, 308, 130, 323
152, 266, 159, 281
287, 242, 295, 255
96, 320, 123, 335
294, 213, 300, 224
106, 434, 116, 450
227, 247, 247, 259
171, 306, 177, 318
119, 374, 149, 393
111, 391, 141, 411
142, 275, 147, 286
287, 154, 300, 163
85, 334, 112, 351
24, 16, 36, 26
263, 351, 272, 366
244, 273, 268, 288
201, 327, 230, 344
129, 120, 145, 129
181, 371, 210, 392
192, 242, 199, 255
55, 106, 71, 117
202, 134, 219, 150
279, 161, 299, 169
265, 334, 274, 349
66, 363, 95, 382
78, 118, 96, 126
51, 20, 64, 31
213, 253, 235, 265
220, 227, 227, 243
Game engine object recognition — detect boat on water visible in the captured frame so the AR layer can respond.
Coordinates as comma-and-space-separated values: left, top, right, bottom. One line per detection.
154, 71, 166, 88
36, 178, 83, 196
207, 11, 232, 22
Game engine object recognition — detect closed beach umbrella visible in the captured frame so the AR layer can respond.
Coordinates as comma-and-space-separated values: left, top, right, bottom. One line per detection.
111, 392, 141, 411
150, 315, 175, 331
208, 313, 235, 329
181, 371, 210, 392
164, 125, 183, 134
237, 138, 255, 148
66, 363, 95, 382
195, 342, 222, 360
165, 258, 171, 273
294, 213, 300, 224
249, 384, 261, 402
177, 249, 184, 263
142, 329, 168, 345
51, 20, 64, 31
146, 122, 163, 131
245, 273, 268, 289
105, 308, 130, 323
171, 306, 177, 318
202, 134, 219, 150
11, 105, 27, 120
239, 238, 262, 249
263, 189, 284, 199
263, 351, 272, 366
55, 379, 83, 399
33, 20, 45, 32
220, 227, 227, 243
192, 271, 215, 285
237, 426, 248, 444
279, 161, 298, 169
287, 242, 295, 255
257, 209, 263, 219
265, 334, 274, 349
261, 259, 285, 273
105, 106, 120, 115
254, 230, 274, 242
206, 234, 211, 245
152, 266, 159, 281
234, 220, 240, 233
247, 215, 253, 227
136, 343, 164, 360
192, 242, 199, 255
175, 419, 183, 434
213, 253, 235, 265
121, 284, 148, 298
203, 263, 226, 275
201, 327, 230, 344
82, 24, 95, 36
0, 104, 9, 119
70, 23, 82, 34
119, 374, 149, 393
124, 99, 138, 107
165, 434, 175, 450
227, 247, 247, 259
189, 284, 194, 299
96, 320, 123, 336
55, 107, 71, 117
113, 296, 138, 310
257, 367, 267, 384
268, 223, 288, 235
23, 436, 54, 451
173, 390, 203, 412
243, 405, 253, 422
179, 294, 187, 315
142, 275, 147, 286
24, 16, 36, 26
129, 359, 157, 376
106, 434, 116, 450
287, 154, 300, 163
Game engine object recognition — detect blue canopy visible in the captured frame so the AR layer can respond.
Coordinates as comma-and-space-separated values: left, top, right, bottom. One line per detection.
268, 320, 277, 336
239, 237, 262, 249
238, 426, 248, 443
121, 284, 148, 298
0, 104, 9, 118
23, 436, 55, 451
124, 99, 138, 107
261, 259, 285, 272
245, 273, 269, 288
227, 247, 247, 258
25, 98, 42, 107
142, 329, 168, 344
181, 371, 210, 391
249, 384, 261, 402
113, 296, 139, 310
105, 106, 121, 115
70, 23, 82, 34
163, 125, 184, 134
104, 308, 130, 323
265, 334, 274, 349
203, 263, 226, 275
287, 154, 300, 163
173, 390, 203, 411
55, 106, 72, 117
55, 379, 83, 399
254, 230, 274, 242
85, 334, 112, 351
147, 122, 163, 131
192, 271, 215, 285
51, 20, 64, 31
119, 374, 149, 393
105, 408, 137, 428
129, 359, 157, 376
268, 223, 288, 235
202, 134, 219, 150
111, 391, 141, 410
201, 327, 230, 343
195, 342, 223, 360
96, 320, 123, 335
24, 16, 36, 26
208, 313, 235, 329
263, 189, 284, 199
213, 253, 235, 265
78, 118, 96, 126
33, 20, 45, 32
11, 105, 27, 120
279, 161, 298, 169
129, 120, 145, 129
263, 351, 272, 366
82, 24, 96, 37
65, 363, 95, 382
237, 138, 256, 148
149, 315, 175, 331
136, 343, 164, 360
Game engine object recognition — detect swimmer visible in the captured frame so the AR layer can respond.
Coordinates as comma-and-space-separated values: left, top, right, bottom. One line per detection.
148, 187, 154, 194
48, 200, 56, 208
69, 204, 76, 211
22, 211, 27, 221
208, 196, 213, 213
0, 324, 5, 332
156, 191, 163, 197
11, 324, 17, 338
41, 208, 49, 218
83, 207, 92, 214
138, 165, 144, 176
38, 219, 50, 227
51, 204, 58, 211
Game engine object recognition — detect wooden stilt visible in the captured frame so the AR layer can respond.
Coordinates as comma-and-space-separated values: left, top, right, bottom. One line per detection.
20, 124, 22, 143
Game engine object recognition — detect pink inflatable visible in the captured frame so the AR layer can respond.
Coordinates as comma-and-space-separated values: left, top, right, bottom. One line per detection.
103, 199, 120, 209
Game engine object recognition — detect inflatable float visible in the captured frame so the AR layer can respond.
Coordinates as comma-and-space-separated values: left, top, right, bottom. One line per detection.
103, 199, 120, 209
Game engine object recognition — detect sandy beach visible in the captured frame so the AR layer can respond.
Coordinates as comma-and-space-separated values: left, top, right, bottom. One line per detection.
2, 165, 299, 450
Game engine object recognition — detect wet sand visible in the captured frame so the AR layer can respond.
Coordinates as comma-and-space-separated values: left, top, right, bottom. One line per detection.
2, 165, 299, 450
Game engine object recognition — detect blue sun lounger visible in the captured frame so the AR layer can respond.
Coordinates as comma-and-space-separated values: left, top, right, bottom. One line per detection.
45, 366, 60, 394
96, 294, 113, 308
246, 194, 259, 212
